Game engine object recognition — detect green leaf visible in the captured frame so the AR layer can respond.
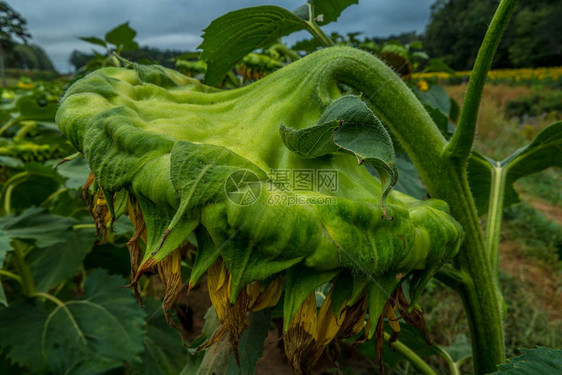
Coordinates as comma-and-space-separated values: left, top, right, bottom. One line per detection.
78, 36, 107, 48
424, 104, 450, 138
280, 95, 398, 217
423, 58, 456, 75
16, 96, 58, 121
28, 231, 95, 292
293, 0, 358, 24
182, 308, 222, 375
199, 6, 308, 86
414, 84, 451, 118
284, 264, 339, 329
0, 300, 49, 372
0, 156, 24, 169
225, 309, 271, 375
105, 22, 138, 50
393, 155, 426, 200
54, 156, 91, 190
442, 334, 472, 364
492, 347, 562, 374
132, 298, 186, 375
0, 270, 146, 374
502, 122, 561, 179
0, 207, 76, 248
468, 122, 562, 215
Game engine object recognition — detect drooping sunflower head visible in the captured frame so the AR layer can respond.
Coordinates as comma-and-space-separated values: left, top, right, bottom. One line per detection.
58, 46, 463, 372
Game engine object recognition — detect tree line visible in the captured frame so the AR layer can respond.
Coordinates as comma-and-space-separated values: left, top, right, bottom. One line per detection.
424, 0, 562, 70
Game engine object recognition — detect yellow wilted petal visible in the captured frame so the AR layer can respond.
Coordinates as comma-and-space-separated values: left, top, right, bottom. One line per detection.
250, 277, 283, 312
246, 282, 261, 310
310, 289, 346, 366
126, 198, 146, 305
384, 302, 400, 334
284, 292, 317, 375
207, 259, 230, 321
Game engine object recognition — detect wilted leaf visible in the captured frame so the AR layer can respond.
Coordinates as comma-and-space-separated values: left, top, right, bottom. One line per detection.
281, 95, 397, 215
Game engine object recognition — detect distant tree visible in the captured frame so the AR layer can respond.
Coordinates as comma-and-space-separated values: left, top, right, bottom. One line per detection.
424, 0, 497, 70
69, 50, 94, 71
508, 5, 562, 67
0, 2, 31, 86
425, 0, 562, 69
12, 44, 55, 71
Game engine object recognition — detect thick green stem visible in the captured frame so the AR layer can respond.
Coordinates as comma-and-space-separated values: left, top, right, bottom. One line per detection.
439, 167, 505, 374
384, 332, 437, 375
444, 0, 519, 162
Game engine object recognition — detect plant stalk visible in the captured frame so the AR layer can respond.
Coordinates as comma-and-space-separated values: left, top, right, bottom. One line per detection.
384, 332, 437, 375
444, 0, 519, 163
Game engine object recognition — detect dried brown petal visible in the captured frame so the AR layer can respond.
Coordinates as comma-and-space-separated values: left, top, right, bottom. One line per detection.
396, 286, 431, 344
283, 292, 317, 375
157, 248, 183, 332
126, 198, 146, 305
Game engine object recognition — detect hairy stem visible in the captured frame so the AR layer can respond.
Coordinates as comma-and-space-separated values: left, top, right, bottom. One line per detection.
444, 0, 519, 162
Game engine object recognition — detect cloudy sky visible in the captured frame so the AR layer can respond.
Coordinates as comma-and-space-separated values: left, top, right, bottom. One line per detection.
12, 0, 435, 73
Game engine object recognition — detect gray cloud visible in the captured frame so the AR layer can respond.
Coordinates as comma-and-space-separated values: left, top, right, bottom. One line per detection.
11, 0, 434, 72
